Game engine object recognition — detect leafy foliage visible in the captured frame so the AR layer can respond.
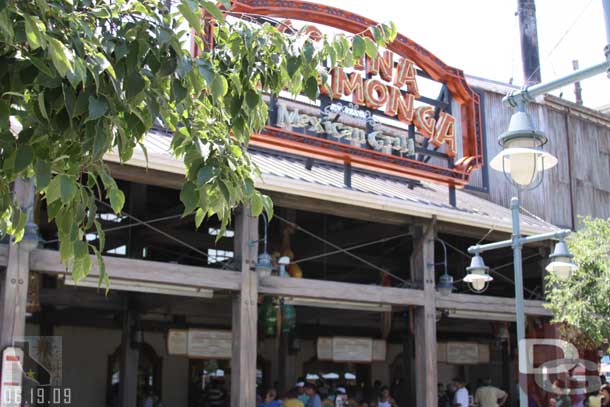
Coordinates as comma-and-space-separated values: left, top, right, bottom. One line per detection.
0, 0, 396, 284
545, 217, 610, 345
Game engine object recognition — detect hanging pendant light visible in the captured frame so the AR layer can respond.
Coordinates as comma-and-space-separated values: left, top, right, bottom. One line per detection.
545, 240, 577, 280
464, 253, 493, 293
489, 110, 557, 188
437, 272, 454, 297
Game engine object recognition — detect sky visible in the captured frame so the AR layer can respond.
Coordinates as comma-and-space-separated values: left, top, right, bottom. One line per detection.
312, 0, 609, 109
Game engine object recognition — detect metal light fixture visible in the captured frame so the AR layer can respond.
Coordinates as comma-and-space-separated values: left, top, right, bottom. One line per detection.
464, 253, 493, 293
545, 240, 577, 280
437, 272, 454, 297
254, 213, 274, 277
255, 252, 273, 277
489, 110, 558, 188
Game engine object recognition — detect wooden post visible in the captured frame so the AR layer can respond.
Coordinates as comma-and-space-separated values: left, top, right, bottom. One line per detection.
0, 178, 39, 349
411, 221, 437, 407
119, 300, 139, 407
231, 206, 259, 407
518, 0, 542, 85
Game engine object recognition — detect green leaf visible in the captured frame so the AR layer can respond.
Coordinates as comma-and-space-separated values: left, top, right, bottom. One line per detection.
177, 2, 202, 33
38, 92, 48, 120
250, 193, 263, 217
125, 72, 145, 100
59, 174, 76, 204
46, 175, 61, 204
245, 89, 259, 109
93, 247, 109, 291
211, 75, 228, 100
34, 160, 51, 189
71, 240, 91, 282
202, 1, 225, 22
88, 96, 108, 120
352, 35, 365, 59
94, 219, 105, 251
303, 41, 315, 63
287, 56, 300, 78
197, 166, 215, 185
47, 37, 73, 78
304, 76, 318, 100
262, 194, 274, 219
180, 181, 198, 215
59, 239, 73, 265
24, 15, 46, 50
194, 208, 205, 229
108, 188, 125, 214
364, 37, 378, 58
14, 145, 33, 173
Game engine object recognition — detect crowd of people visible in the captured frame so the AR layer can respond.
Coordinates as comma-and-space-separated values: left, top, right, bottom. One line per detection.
258, 379, 400, 407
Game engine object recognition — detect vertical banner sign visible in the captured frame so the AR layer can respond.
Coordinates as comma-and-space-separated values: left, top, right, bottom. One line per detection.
1, 347, 23, 407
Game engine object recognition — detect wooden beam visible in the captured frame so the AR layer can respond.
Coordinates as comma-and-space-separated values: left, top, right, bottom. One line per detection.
266, 190, 414, 225
412, 220, 437, 407
435, 293, 552, 317
259, 275, 425, 307
119, 304, 139, 407
0, 178, 38, 349
107, 162, 184, 190
29, 248, 242, 291
231, 207, 259, 407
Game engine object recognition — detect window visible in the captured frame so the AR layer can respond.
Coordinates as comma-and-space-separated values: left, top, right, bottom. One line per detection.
207, 249, 234, 265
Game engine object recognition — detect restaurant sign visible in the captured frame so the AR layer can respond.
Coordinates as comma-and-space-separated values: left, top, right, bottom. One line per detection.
229, 1, 484, 187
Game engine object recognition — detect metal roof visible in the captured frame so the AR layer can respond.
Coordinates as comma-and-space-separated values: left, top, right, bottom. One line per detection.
104, 132, 558, 235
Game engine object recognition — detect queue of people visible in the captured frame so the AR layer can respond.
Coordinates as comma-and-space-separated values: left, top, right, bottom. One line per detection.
258, 378, 400, 407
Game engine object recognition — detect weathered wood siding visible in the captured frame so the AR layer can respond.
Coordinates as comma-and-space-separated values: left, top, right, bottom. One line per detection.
469, 86, 610, 230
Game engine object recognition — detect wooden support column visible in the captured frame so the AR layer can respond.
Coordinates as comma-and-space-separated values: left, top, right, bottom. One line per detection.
0, 178, 39, 349
231, 206, 259, 407
119, 301, 139, 407
411, 220, 437, 407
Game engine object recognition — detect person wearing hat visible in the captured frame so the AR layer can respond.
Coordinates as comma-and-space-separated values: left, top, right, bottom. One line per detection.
335, 387, 348, 407
297, 380, 310, 405
304, 382, 322, 407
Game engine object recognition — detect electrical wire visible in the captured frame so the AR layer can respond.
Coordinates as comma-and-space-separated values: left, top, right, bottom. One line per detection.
96, 199, 209, 258
291, 231, 412, 265
437, 237, 542, 299
274, 214, 413, 287
42, 213, 184, 245
524, 0, 595, 85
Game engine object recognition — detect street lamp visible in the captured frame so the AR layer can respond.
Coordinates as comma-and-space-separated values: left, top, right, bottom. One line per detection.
489, 110, 558, 188
545, 240, 578, 280
464, 253, 493, 293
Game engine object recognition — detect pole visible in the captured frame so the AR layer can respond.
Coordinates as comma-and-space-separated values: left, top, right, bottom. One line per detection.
511, 197, 528, 407
518, 0, 542, 85
604, 0, 610, 73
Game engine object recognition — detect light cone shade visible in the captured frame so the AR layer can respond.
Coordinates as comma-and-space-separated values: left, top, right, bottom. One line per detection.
545, 241, 577, 280
464, 254, 493, 291
489, 148, 558, 185
437, 273, 454, 296
255, 252, 273, 277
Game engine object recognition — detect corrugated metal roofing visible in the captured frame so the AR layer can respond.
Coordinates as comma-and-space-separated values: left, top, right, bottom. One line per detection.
104, 132, 558, 235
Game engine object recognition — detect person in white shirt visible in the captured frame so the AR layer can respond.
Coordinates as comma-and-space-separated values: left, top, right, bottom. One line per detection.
452, 378, 470, 407
474, 379, 507, 407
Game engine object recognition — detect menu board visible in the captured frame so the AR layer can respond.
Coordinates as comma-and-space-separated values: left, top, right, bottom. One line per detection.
167, 329, 188, 356
332, 337, 373, 362
446, 342, 480, 364
188, 330, 233, 359
167, 329, 232, 359
317, 337, 333, 361
478, 344, 490, 363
